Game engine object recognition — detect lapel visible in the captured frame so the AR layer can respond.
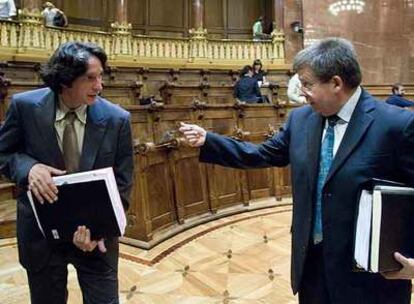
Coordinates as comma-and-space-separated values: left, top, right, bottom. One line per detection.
33, 89, 65, 169
306, 111, 324, 196
79, 99, 108, 171
325, 90, 375, 184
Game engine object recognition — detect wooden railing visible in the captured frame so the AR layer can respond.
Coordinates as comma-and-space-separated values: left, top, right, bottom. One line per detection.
0, 19, 286, 68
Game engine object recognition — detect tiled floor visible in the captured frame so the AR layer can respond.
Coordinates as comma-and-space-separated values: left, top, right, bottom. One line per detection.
0, 202, 297, 303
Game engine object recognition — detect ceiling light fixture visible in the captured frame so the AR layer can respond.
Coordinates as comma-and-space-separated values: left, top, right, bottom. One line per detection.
329, 0, 365, 16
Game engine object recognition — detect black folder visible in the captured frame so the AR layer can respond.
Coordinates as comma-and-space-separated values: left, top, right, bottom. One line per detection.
354, 179, 414, 272
28, 168, 126, 241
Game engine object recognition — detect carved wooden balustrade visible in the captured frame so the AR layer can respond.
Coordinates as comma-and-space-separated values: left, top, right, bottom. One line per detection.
0, 19, 286, 68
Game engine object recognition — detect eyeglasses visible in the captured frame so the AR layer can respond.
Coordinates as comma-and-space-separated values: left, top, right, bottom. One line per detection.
300, 80, 319, 92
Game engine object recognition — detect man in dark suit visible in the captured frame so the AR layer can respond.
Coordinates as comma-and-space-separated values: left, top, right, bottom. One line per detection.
180, 38, 414, 303
0, 42, 134, 303
385, 83, 414, 108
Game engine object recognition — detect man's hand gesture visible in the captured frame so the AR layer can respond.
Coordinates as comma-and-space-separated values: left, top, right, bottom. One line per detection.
179, 122, 207, 147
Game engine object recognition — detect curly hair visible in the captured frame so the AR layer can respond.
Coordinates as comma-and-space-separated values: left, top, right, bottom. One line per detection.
40, 42, 107, 93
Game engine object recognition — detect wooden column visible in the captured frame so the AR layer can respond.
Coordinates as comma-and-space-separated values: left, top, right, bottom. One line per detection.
111, 0, 132, 58
115, 0, 128, 25
273, 0, 284, 31
21, 0, 42, 11
191, 0, 204, 30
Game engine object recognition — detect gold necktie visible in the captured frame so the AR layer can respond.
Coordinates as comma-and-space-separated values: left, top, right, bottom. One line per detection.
62, 111, 80, 173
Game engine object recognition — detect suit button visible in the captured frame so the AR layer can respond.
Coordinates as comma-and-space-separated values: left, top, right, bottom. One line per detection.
324, 193, 332, 197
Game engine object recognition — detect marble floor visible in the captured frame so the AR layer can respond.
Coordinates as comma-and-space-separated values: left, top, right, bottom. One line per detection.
0, 201, 296, 304
1, 201, 412, 303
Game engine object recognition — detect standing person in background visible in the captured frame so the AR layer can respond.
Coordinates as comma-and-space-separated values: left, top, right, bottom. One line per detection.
0, 42, 134, 304
0, 0, 16, 20
385, 83, 414, 108
42, 2, 68, 27
287, 72, 306, 104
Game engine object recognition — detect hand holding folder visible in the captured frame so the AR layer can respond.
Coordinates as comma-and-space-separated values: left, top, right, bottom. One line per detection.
382, 252, 414, 280
28, 163, 66, 204
27, 167, 126, 241
354, 179, 414, 273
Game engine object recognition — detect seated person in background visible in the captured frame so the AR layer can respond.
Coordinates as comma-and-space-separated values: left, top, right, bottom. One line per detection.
42, 2, 68, 27
252, 59, 267, 86
287, 72, 306, 103
0, 0, 16, 20
234, 65, 263, 103
385, 83, 414, 108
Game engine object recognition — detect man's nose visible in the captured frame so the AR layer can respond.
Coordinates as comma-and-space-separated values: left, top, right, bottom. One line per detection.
94, 79, 103, 92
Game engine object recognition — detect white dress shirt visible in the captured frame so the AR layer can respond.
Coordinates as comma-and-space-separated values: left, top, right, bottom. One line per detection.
55, 100, 87, 153
0, 0, 16, 18
322, 86, 362, 157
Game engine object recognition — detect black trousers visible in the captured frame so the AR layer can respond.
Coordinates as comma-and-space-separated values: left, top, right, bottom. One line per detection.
26, 241, 119, 304
299, 242, 330, 304
298, 242, 411, 304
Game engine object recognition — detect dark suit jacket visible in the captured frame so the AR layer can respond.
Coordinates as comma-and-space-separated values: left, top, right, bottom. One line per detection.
234, 76, 262, 103
385, 95, 414, 108
200, 89, 414, 303
0, 88, 134, 272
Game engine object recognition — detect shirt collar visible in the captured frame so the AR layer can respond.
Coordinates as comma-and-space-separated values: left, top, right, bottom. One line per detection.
56, 98, 87, 124
336, 86, 361, 124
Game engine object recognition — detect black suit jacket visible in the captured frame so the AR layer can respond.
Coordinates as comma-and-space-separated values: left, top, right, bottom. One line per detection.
200, 89, 414, 303
0, 88, 134, 272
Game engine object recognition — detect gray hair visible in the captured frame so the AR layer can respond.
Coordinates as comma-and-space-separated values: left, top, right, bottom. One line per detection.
293, 37, 362, 89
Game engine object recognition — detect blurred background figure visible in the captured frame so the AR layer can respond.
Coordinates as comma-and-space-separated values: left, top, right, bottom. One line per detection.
234, 65, 264, 103
42, 1, 68, 27
0, 0, 16, 20
287, 72, 306, 104
252, 59, 267, 86
385, 83, 414, 108
252, 16, 270, 41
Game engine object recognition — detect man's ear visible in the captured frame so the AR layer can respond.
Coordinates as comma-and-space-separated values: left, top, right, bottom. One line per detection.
331, 75, 344, 93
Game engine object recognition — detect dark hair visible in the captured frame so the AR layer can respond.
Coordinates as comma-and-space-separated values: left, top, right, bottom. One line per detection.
293, 37, 362, 89
239, 65, 252, 78
392, 83, 403, 94
40, 42, 107, 93
252, 59, 262, 70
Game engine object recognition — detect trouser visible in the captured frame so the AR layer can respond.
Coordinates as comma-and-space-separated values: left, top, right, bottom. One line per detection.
26, 241, 119, 304
299, 242, 330, 304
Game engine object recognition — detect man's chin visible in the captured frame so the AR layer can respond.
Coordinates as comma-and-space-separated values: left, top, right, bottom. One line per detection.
86, 96, 97, 105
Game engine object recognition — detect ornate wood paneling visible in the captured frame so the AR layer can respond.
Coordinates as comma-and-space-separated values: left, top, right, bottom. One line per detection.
127, 0, 146, 27
148, 0, 187, 29
0, 63, 297, 247
62, 0, 109, 28
170, 148, 210, 220
205, 0, 224, 30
